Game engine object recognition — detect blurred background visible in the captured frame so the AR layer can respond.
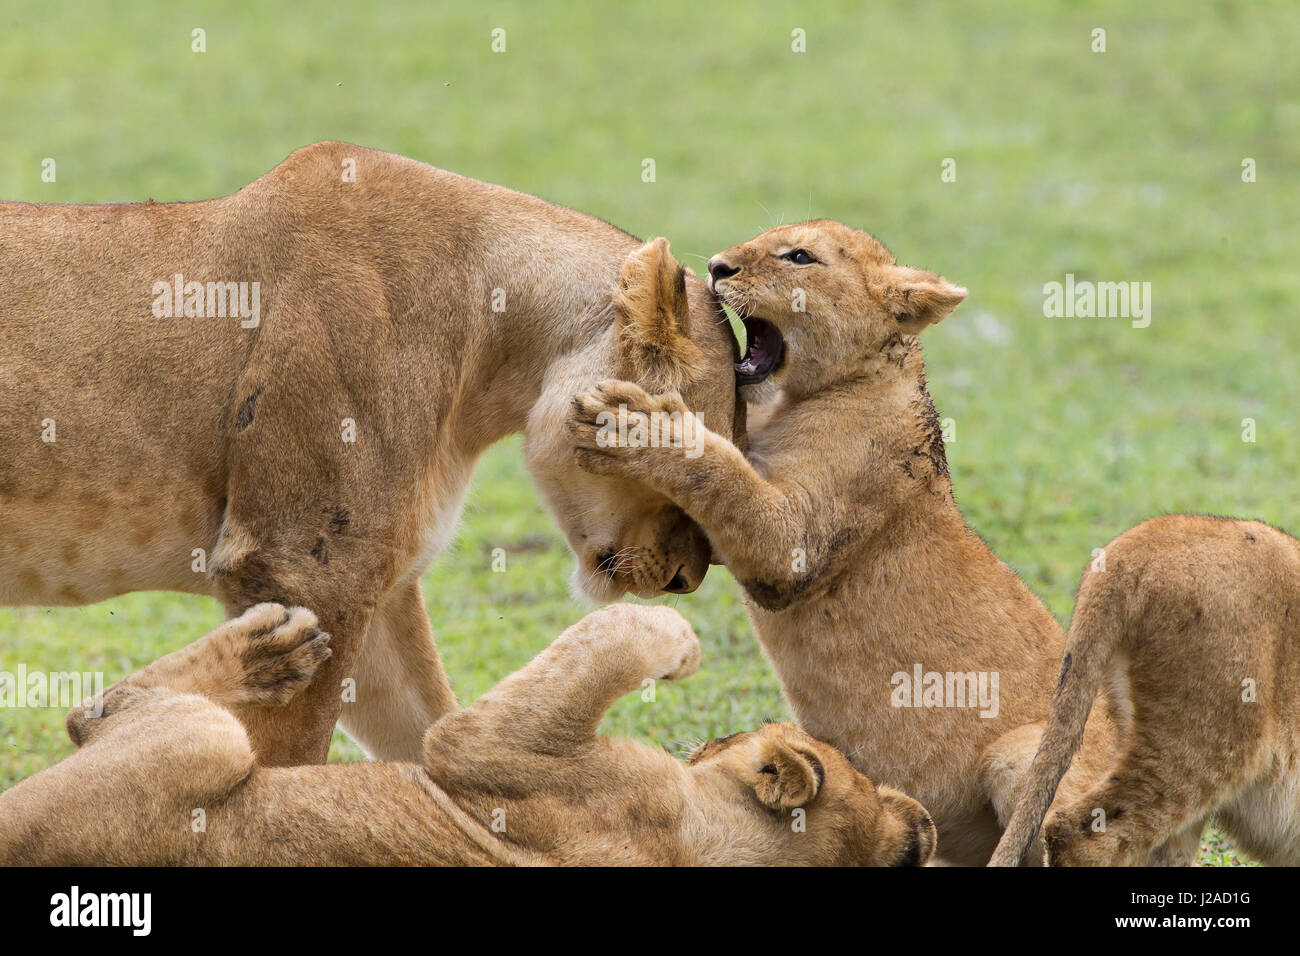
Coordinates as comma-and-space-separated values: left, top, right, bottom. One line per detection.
2, 0, 1296, 863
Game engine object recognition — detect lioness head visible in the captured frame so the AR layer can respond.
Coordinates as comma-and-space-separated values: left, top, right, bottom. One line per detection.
707, 220, 966, 400
687, 722, 936, 866
528, 237, 740, 602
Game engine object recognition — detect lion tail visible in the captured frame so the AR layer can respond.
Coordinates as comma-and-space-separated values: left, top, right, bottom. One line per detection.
988, 561, 1130, 866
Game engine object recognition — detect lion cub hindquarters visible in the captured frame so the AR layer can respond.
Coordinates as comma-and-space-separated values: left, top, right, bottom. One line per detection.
1012, 515, 1300, 867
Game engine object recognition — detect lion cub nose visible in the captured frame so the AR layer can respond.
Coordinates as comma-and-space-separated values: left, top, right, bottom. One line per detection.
707, 257, 740, 284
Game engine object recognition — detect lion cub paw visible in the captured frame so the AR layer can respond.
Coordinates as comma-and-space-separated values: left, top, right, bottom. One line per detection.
655, 624, 701, 681
569, 380, 689, 431
597, 604, 701, 681
65, 683, 154, 747
567, 380, 693, 478
225, 604, 332, 708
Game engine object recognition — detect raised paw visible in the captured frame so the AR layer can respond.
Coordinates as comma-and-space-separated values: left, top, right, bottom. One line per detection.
639, 605, 701, 680
571, 380, 688, 425
226, 604, 333, 708
567, 380, 695, 477
588, 603, 701, 681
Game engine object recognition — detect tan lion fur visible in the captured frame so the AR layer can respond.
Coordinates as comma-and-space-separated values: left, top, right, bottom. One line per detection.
0, 603, 934, 867
990, 515, 1300, 865
0, 144, 739, 767
568, 219, 1134, 865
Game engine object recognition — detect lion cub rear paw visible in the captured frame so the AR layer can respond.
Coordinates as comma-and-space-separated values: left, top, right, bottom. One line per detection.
65, 683, 153, 747
612, 604, 701, 681
227, 604, 332, 708
655, 618, 701, 681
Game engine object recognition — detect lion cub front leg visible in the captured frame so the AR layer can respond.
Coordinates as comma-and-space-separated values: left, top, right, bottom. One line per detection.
67, 604, 331, 749
425, 605, 699, 776
567, 381, 814, 590
469, 603, 698, 740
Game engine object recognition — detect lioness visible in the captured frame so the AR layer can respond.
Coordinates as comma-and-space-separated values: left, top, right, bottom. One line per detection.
567, 220, 1131, 865
0, 143, 741, 767
989, 515, 1300, 866
0, 602, 935, 866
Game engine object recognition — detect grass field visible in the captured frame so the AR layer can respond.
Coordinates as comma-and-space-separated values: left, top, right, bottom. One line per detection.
2, 1, 1295, 865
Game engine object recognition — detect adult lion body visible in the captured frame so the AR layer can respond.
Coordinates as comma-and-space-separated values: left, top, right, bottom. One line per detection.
568, 220, 1132, 864
0, 602, 935, 867
0, 143, 739, 766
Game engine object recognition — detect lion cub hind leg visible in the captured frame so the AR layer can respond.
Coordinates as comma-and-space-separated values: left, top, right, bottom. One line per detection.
66, 604, 330, 749
127, 603, 331, 709
1043, 728, 1260, 866
8, 608, 333, 864
5, 692, 263, 865
1217, 768, 1300, 866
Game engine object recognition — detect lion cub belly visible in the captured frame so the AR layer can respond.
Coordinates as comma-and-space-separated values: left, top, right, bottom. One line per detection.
0, 489, 221, 605
1219, 749, 1300, 865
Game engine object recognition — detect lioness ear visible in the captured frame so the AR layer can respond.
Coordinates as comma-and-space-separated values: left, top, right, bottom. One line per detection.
751, 742, 822, 810
873, 264, 968, 335
615, 237, 703, 383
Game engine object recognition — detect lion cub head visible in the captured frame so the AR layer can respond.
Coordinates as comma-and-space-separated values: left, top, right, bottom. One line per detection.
707, 219, 966, 400
688, 722, 936, 866
529, 238, 740, 603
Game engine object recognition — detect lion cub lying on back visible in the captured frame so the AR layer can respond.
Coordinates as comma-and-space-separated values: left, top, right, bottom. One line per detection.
0, 602, 934, 866
568, 222, 1130, 865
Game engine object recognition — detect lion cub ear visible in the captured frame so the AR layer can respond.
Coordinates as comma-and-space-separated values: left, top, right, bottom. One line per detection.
872, 264, 968, 335
615, 237, 704, 383
751, 741, 822, 810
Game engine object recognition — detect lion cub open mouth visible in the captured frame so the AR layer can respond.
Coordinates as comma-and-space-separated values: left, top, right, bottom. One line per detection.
735, 317, 785, 385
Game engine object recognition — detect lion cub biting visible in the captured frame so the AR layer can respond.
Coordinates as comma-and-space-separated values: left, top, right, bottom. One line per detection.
0, 602, 934, 866
568, 221, 1130, 865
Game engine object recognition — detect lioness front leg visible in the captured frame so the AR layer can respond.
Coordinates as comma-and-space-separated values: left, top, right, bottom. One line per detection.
567, 381, 824, 593
425, 604, 699, 777
338, 578, 461, 762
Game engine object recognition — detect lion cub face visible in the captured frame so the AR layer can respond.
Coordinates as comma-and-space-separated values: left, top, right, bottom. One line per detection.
688, 722, 936, 866
528, 238, 739, 602
707, 220, 966, 400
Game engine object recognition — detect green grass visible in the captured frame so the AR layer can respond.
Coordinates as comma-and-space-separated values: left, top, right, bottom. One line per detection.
3, 0, 1295, 865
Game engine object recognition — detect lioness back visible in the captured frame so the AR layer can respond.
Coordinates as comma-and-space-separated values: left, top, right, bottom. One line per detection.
0, 142, 643, 606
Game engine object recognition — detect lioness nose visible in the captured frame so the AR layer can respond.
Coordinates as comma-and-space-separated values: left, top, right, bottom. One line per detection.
662, 565, 698, 594
707, 257, 740, 283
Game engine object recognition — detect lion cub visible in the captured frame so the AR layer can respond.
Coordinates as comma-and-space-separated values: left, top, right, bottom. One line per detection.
568, 221, 1129, 865
0, 602, 934, 866
991, 514, 1300, 866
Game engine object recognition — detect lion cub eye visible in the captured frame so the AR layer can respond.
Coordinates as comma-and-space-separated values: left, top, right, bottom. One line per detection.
781, 249, 817, 265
